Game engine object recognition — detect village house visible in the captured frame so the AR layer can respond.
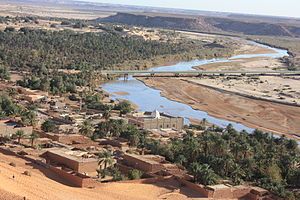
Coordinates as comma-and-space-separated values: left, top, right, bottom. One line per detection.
122, 153, 166, 173
17, 87, 48, 103
41, 148, 98, 176
127, 110, 184, 130
0, 119, 33, 137
121, 153, 185, 177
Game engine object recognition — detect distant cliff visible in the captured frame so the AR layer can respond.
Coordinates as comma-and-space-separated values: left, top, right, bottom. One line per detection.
97, 13, 219, 32
206, 17, 300, 37
98, 13, 300, 37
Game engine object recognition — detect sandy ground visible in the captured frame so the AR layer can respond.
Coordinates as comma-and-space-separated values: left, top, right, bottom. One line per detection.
188, 76, 300, 106
137, 36, 300, 139
196, 57, 283, 71
113, 91, 130, 96
140, 77, 300, 140
0, 152, 204, 200
0, 3, 114, 19
233, 42, 276, 55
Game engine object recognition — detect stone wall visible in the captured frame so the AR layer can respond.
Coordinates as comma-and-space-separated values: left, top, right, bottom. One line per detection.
48, 165, 97, 188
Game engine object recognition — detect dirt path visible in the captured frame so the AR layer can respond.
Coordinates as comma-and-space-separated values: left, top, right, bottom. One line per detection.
140, 77, 300, 140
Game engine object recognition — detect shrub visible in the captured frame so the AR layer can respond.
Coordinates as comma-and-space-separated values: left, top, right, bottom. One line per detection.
9, 162, 16, 167
128, 169, 143, 180
41, 120, 56, 132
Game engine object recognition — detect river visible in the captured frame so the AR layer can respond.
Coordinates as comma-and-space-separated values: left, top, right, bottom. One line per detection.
101, 41, 289, 132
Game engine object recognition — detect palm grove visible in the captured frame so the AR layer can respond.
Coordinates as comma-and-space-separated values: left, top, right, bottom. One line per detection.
70, 114, 300, 199
92, 119, 300, 199
0, 27, 233, 94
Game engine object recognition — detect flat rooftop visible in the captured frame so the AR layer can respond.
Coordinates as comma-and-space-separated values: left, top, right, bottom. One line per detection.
45, 148, 98, 163
132, 112, 179, 119
125, 153, 165, 165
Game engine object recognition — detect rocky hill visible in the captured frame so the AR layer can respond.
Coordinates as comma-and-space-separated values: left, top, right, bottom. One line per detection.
99, 12, 300, 37
206, 17, 299, 37
98, 13, 219, 32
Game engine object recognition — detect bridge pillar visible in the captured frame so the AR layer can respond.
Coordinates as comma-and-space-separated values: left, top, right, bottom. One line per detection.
123, 73, 129, 81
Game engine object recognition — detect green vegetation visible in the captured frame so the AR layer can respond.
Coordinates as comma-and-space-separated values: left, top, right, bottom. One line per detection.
0, 65, 10, 80
0, 27, 234, 94
92, 118, 299, 198
79, 120, 93, 137
29, 132, 39, 147
111, 167, 126, 181
145, 127, 300, 199
128, 169, 143, 180
41, 120, 57, 133
15, 130, 25, 144
17, 71, 91, 95
21, 110, 37, 127
249, 36, 300, 70
0, 94, 20, 118
93, 119, 148, 147
114, 101, 133, 115
0, 29, 209, 71
97, 150, 114, 179
84, 93, 111, 111
189, 163, 218, 185
93, 119, 126, 139
0, 16, 38, 24
0, 94, 37, 127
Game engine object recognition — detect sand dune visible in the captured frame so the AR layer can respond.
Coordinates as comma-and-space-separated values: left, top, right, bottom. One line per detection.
0, 152, 202, 200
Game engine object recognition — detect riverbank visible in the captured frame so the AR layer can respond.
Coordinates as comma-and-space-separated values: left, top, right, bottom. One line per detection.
139, 77, 300, 141
102, 31, 299, 140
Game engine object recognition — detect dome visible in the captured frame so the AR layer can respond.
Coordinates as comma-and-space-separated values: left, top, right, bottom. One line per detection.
151, 110, 161, 119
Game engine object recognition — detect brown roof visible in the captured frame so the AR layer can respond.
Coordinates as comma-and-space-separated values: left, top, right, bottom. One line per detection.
43, 148, 98, 163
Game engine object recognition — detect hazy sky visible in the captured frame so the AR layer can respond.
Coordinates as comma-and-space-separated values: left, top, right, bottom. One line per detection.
82, 0, 300, 18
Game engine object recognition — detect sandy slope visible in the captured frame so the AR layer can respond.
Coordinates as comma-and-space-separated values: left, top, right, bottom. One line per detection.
0, 152, 202, 200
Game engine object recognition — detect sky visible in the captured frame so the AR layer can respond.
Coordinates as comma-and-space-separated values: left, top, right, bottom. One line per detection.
81, 0, 300, 18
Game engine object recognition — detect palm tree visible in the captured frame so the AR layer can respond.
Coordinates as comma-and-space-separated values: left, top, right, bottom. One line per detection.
98, 150, 114, 175
15, 130, 25, 144
189, 162, 218, 186
7, 88, 18, 97
102, 110, 111, 121
79, 120, 93, 137
109, 119, 125, 138
199, 131, 213, 157
29, 132, 39, 147
21, 110, 37, 127
220, 155, 235, 177
230, 163, 246, 185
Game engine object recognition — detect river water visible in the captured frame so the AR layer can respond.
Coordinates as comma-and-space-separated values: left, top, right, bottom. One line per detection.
101, 42, 288, 132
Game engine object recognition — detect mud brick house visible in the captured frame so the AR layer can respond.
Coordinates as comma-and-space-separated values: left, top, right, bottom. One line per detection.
42, 148, 98, 175
123, 153, 167, 173
0, 119, 33, 137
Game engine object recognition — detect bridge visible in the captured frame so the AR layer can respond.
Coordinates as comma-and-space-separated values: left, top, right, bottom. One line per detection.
100, 70, 300, 78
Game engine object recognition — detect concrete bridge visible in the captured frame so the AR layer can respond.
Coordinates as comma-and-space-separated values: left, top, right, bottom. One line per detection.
100, 70, 300, 78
